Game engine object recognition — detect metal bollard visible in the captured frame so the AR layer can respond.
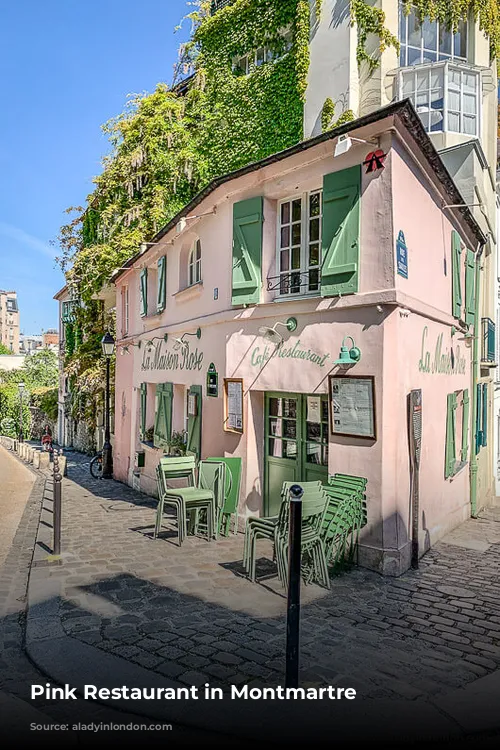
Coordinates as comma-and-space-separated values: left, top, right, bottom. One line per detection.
285, 484, 303, 689
53, 451, 62, 557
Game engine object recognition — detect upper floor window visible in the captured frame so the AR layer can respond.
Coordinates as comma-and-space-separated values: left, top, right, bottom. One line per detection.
6, 298, 18, 312
399, 7, 468, 66
400, 62, 480, 136
188, 240, 202, 287
277, 191, 322, 296
232, 30, 293, 76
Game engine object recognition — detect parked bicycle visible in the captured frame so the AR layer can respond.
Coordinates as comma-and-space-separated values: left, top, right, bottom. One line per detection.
90, 451, 103, 479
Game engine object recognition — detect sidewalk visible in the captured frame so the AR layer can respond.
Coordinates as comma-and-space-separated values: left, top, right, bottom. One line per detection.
20, 449, 500, 741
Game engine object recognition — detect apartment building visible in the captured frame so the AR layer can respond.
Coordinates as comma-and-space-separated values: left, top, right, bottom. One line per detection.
0, 289, 20, 354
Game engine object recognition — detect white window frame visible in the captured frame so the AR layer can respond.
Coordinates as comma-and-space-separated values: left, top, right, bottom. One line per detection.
276, 190, 323, 298
122, 286, 129, 336
399, 61, 481, 138
188, 239, 202, 287
399, 4, 468, 66
232, 28, 293, 76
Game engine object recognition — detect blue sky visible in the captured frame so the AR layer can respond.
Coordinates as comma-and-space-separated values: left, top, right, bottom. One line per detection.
0, 0, 190, 334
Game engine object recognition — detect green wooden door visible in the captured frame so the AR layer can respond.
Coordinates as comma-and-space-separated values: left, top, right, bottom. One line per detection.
264, 393, 328, 515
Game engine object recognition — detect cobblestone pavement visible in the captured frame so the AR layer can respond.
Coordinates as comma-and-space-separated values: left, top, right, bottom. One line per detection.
32, 450, 500, 702
0, 446, 216, 741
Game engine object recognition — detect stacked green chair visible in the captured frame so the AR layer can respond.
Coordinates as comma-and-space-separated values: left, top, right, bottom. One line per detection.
204, 457, 242, 536
154, 456, 220, 545
274, 484, 330, 589
187, 460, 226, 540
322, 474, 367, 570
243, 480, 322, 582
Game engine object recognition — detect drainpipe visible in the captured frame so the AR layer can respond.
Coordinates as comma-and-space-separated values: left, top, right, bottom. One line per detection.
470, 240, 486, 518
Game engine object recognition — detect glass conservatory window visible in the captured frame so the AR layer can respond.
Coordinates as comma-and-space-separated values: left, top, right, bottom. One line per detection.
399, 6, 468, 66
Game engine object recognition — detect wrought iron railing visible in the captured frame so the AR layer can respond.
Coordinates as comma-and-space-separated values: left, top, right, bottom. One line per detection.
267, 270, 320, 296
210, 0, 235, 14
61, 300, 79, 324
481, 317, 496, 364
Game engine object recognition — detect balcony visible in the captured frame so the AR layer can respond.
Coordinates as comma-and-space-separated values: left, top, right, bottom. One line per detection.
398, 61, 481, 137
267, 269, 320, 298
481, 317, 496, 366
61, 300, 79, 324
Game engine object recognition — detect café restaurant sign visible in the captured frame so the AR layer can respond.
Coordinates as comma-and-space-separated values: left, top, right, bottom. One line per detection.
418, 326, 466, 375
141, 340, 204, 373
251, 339, 330, 369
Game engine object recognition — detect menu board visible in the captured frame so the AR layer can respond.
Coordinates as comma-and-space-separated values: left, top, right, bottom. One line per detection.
329, 376, 376, 439
224, 379, 244, 433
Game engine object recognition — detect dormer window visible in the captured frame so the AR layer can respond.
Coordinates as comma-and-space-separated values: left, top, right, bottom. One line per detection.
399, 6, 468, 66
188, 240, 202, 287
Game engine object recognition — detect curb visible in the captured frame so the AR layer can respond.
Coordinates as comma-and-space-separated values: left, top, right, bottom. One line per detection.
10, 447, 500, 743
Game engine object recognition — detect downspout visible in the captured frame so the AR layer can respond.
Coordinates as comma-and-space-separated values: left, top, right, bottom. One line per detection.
470, 239, 487, 518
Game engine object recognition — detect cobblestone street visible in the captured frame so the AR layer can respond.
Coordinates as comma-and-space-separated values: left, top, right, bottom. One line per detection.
28, 450, 500, 701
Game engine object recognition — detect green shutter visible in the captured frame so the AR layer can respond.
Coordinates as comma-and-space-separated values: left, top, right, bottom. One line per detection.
482, 383, 488, 447
186, 385, 202, 460
451, 231, 462, 319
445, 392, 457, 478
154, 382, 173, 449
140, 269, 148, 317
320, 165, 361, 297
476, 383, 482, 454
232, 197, 264, 306
461, 389, 469, 463
157, 256, 166, 313
140, 383, 147, 440
464, 249, 475, 326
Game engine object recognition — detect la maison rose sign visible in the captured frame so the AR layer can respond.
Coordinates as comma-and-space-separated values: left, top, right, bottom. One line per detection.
418, 326, 466, 375
141, 340, 204, 373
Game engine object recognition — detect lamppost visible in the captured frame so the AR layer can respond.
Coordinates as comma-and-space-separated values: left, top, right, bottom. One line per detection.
101, 332, 115, 479
18, 382, 25, 443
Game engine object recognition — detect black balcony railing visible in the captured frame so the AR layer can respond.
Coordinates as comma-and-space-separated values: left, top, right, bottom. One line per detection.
481, 317, 496, 365
210, 0, 236, 15
61, 300, 79, 324
267, 270, 320, 296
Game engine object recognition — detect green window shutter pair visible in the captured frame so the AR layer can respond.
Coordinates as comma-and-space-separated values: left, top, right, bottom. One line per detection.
154, 382, 173, 449
157, 256, 166, 313
140, 269, 148, 317
461, 389, 469, 463
451, 231, 463, 319
140, 383, 147, 440
321, 165, 361, 297
445, 392, 457, 478
186, 385, 202, 460
232, 197, 264, 306
464, 249, 476, 326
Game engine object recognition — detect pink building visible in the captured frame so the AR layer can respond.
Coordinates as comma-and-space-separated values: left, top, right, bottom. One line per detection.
112, 101, 488, 576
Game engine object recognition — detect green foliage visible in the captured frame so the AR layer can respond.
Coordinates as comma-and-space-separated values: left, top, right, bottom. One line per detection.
170, 430, 188, 456
19, 350, 59, 389
321, 98, 335, 132
65, 323, 75, 358
0, 343, 12, 355
0, 385, 31, 439
31, 387, 59, 422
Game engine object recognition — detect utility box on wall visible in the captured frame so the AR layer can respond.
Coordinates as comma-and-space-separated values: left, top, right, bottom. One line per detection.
135, 451, 145, 469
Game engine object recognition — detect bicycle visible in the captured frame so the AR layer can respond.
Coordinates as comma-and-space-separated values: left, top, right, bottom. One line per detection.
90, 451, 103, 479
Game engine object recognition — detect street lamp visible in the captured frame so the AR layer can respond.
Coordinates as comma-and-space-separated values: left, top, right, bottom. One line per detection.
101, 332, 115, 479
18, 382, 25, 443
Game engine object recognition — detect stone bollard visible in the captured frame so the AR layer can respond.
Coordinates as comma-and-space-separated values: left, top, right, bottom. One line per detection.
38, 452, 50, 470
32, 451, 40, 469
58, 455, 67, 477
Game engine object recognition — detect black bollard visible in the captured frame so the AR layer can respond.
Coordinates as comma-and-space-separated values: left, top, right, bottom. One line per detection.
285, 484, 303, 689
53, 451, 62, 557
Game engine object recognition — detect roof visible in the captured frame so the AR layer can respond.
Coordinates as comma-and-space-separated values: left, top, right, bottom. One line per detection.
112, 99, 487, 282
53, 284, 68, 301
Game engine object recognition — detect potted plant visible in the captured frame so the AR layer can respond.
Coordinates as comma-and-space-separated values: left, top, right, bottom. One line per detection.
144, 426, 154, 444
169, 430, 187, 456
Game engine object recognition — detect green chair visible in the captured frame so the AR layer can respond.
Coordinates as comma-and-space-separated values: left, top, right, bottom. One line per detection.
188, 460, 226, 540
204, 457, 242, 536
155, 456, 217, 545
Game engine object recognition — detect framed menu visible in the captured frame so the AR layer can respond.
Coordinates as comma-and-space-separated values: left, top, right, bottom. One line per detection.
329, 375, 376, 439
224, 378, 244, 434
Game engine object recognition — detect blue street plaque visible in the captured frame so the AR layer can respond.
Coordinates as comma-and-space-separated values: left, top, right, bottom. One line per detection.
396, 230, 408, 279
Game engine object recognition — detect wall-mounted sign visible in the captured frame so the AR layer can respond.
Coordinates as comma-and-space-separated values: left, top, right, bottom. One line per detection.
224, 378, 244, 434
329, 375, 376, 439
207, 363, 218, 398
396, 230, 408, 279
251, 340, 330, 369
418, 326, 466, 375
307, 396, 321, 424
141, 339, 204, 373
364, 150, 387, 173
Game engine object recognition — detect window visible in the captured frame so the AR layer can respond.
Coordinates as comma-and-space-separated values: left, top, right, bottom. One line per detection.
399, 6, 467, 66
399, 63, 480, 136
476, 383, 488, 453
122, 286, 129, 336
445, 389, 469, 478
277, 191, 322, 296
188, 240, 202, 287
140, 269, 148, 317
6, 298, 17, 312
232, 29, 293, 75
481, 318, 496, 364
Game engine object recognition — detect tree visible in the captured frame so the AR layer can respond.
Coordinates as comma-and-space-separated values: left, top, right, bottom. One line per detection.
0, 343, 13, 355
19, 350, 59, 389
